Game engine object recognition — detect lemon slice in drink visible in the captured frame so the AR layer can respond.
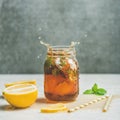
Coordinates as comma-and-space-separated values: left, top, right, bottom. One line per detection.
5, 80, 36, 87
41, 103, 68, 113
2, 84, 38, 108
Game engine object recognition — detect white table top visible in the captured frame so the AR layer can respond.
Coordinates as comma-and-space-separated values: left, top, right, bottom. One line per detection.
0, 74, 120, 120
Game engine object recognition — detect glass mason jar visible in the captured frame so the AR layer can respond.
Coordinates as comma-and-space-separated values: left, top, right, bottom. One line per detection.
44, 46, 79, 101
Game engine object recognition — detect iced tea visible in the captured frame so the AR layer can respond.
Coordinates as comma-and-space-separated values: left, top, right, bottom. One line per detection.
44, 46, 79, 101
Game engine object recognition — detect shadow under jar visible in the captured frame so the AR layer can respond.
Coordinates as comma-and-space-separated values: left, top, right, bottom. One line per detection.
44, 46, 79, 101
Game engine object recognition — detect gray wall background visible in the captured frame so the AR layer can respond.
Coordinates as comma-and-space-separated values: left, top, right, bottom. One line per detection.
0, 0, 120, 74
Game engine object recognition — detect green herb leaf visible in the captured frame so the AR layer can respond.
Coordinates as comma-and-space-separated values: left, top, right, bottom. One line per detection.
92, 83, 98, 93
45, 57, 53, 67
96, 88, 107, 95
83, 83, 107, 96
52, 68, 59, 76
60, 58, 66, 66
83, 89, 94, 94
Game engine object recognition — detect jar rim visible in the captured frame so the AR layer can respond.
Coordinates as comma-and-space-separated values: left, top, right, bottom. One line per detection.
50, 45, 71, 48
48, 45, 75, 51
47, 46, 76, 57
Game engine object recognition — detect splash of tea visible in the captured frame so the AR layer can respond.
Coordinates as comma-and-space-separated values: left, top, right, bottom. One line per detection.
40, 41, 80, 49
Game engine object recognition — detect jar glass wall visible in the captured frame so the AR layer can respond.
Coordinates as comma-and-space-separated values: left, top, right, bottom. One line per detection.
44, 46, 79, 101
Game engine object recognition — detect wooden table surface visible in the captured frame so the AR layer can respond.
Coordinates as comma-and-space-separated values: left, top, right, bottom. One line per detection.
0, 74, 120, 120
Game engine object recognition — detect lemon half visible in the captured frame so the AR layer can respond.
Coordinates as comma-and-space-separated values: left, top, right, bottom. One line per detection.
5, 80, 36, 87
3, 84, 38, 108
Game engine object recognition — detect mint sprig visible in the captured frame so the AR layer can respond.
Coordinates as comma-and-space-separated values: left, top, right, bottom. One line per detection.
83, 83, 107, 95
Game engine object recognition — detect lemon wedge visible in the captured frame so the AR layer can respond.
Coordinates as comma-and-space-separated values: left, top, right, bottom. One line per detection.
41, 103, 68, 113
2, 84, 38, 108
5, 80, 36, 87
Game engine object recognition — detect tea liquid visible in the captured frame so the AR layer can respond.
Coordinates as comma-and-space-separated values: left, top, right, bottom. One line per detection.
44, 46, 79, 101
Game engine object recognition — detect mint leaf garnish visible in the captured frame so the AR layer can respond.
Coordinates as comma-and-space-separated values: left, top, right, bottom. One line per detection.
83, 89, 94, 94
96, 88, 107, 95
83, 83, 107, 95
45, 57, 53, 67
92, 83, 98, 93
